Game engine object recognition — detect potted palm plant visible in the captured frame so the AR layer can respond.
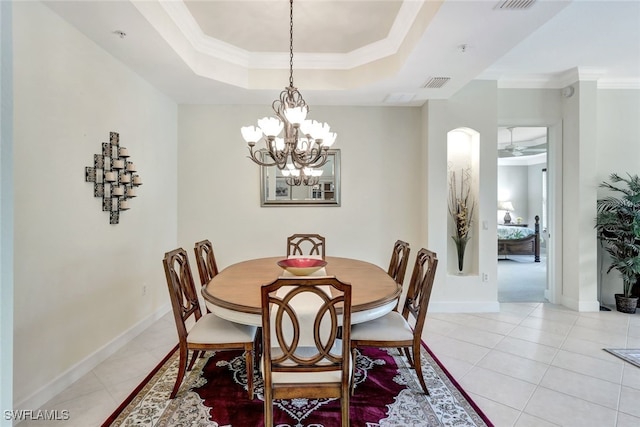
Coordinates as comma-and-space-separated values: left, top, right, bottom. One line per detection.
595, 173, 640, 313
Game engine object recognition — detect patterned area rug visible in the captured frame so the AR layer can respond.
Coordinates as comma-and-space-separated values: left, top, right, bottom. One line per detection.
604, 348, 640, 368
103, 345, 492, 426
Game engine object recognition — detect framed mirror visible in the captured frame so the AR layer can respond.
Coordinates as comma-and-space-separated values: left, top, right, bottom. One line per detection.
260, 149, 341, 206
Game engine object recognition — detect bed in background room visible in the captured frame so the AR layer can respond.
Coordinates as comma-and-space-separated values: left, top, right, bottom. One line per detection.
497, 215, 540, 262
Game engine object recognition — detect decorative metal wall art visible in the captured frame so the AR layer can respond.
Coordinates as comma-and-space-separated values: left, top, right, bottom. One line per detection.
85, 132, 142, 224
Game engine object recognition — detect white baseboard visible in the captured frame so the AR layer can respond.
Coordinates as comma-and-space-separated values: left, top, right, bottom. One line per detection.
577, 299, 601, 312
429, 301, 500, 313
560, 295, 600, 312
14, 304, 171, 415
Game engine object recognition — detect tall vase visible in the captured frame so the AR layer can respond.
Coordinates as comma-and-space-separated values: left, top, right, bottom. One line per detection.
454, 238, 468, 273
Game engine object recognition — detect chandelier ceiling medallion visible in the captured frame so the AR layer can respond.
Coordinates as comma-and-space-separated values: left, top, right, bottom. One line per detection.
240, 0, 336, 176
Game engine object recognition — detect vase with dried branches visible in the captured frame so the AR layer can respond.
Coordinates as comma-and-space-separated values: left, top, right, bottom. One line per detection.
448, 168, 477, 272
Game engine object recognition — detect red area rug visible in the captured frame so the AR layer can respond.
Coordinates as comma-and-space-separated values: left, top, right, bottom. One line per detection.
104, 344, 492, 426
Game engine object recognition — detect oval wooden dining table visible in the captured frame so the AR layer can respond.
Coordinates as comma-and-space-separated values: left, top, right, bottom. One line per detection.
202, 256, 401, 326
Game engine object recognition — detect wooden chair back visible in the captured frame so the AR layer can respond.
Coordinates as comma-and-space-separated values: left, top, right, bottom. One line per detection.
163, 247, 257, 399
193, 239, 219, 286
261, 276, 352, 427
286, 233, 326, 259
387, 240, 411, 286
402, 248, 438, 340
162, 248, 203, 346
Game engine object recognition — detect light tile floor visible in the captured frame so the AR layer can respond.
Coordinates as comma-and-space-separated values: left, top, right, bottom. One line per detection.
24, 303, 640, 427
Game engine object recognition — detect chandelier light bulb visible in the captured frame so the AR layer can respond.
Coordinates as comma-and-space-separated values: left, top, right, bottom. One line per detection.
257, 117, 283, 138
323, 132, 337, 147
241, 126, 263, 144
299, 119, 315, 136
318, 122, 331, 136
284, 106, 308, 125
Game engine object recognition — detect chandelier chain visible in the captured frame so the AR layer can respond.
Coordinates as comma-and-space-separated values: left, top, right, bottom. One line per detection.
289, 0, 294, 89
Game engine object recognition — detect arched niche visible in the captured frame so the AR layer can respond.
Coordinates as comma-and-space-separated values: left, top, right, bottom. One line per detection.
447, 128, 480, 275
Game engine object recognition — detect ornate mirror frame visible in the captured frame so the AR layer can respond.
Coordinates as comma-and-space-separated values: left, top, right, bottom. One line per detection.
260, 149, 341, 207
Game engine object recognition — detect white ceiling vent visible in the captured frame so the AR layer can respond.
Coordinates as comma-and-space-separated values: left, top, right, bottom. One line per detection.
423, 77, 451, 89
495, 0, 536, 10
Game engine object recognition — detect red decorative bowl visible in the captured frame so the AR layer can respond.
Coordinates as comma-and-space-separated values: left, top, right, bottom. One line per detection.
277, 258, 328, 276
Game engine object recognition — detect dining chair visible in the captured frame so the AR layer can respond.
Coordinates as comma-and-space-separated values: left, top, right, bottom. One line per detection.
194, 239, 219, 286
350, 248, 438, 395
162, 247, 258, 399
388, 239, 411, 286
286, 233, 326, 259
194, 239, 218, 314
388, 240, 411, 311
261, 276, 352, 427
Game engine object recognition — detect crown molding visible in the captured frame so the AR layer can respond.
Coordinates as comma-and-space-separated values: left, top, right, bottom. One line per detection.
157, 0, 424, 71
490, 66, 638, 90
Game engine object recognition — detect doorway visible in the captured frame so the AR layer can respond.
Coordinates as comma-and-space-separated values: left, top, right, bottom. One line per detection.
497, 126, 549, 302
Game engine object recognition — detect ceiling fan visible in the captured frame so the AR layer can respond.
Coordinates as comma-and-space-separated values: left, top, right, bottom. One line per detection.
499, 127, 548, 158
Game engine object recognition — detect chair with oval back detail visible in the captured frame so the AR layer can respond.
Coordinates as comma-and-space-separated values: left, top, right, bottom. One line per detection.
350, 248, 437, 395
261, 276, 352, 427
388, 240, 411, 286
162, 247, 258, 399
286, 233, 326, 259
194, 239, 219, 286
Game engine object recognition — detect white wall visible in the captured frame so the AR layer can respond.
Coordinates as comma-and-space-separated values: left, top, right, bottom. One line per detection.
561, 81, 599, 310
497, 165, 529, 223
497, 162, 546, 227
1, 0, 14, 422
596, 89, 640, 304
177, 105, 423, 271
12, 2, 177, 409
425, 81, 500, 312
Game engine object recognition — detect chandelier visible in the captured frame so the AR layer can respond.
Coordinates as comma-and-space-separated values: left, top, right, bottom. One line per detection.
240, 0, 336, 175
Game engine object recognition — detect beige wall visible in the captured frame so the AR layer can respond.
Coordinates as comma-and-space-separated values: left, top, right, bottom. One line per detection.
12, 2, 178, 408
177, 105, 424, 270
1, 0, 14, 416
425, 81, 500, 311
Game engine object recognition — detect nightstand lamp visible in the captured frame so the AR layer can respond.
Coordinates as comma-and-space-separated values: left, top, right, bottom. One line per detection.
498, 201, 515, 224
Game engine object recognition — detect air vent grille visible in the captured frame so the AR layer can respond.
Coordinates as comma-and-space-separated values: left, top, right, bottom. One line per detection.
496, 0, 536, 10
423, 77, 451, 89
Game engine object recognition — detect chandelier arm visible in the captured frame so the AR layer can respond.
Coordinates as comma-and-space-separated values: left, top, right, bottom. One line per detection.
246, 146, 280, 167
247, 144, 293, 169
267, 139, 292, 169
290, 148, 328, 169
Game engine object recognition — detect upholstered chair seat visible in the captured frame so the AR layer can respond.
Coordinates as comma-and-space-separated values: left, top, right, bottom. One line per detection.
350, 311, 413, 342
187, 313, 257, 345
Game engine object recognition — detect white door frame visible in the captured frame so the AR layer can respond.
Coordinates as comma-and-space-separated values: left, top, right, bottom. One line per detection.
497, 122, 562, 304
545, 121, 563, 304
